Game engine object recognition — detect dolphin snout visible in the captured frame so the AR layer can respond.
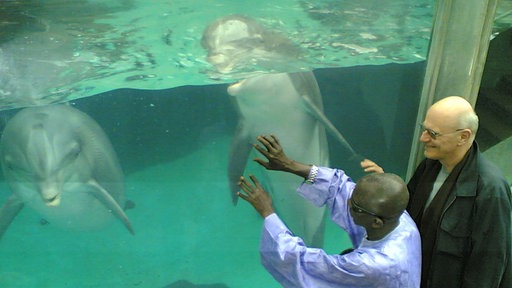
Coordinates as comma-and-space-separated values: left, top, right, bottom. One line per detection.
44, 194, 61, 206
227, 80, 246, 95
39, 182, 62, 207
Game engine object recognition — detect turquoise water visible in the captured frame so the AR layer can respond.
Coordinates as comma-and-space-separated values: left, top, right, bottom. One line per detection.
0, 1, 428, 286
0, 130, 349, 288
0, 135, 278, 287
0, 0, 434, 110
1, 1, 511, 109
1, 136, 252, 286
0, 66, 423, 287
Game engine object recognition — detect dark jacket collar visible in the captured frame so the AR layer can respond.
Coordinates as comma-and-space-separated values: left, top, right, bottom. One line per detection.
452, 141, 479, 197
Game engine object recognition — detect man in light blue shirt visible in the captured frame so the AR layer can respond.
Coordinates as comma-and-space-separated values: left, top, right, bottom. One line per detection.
237, 134, 421, 288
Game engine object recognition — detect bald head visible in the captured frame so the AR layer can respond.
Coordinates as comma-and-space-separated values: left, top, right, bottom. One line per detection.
429, 96, 479, 140
353, 173, 409, 219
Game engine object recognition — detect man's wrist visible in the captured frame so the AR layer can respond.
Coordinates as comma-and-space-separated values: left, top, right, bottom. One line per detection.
261, 209, 275, 218
283, 160, 312, 178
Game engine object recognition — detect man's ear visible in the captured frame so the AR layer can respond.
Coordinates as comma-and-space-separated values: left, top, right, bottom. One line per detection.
371, 217, 384, 228
458, 129, 471, 145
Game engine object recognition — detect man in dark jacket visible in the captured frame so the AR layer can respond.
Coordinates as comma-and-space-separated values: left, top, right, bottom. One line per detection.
407, 96, 511, 287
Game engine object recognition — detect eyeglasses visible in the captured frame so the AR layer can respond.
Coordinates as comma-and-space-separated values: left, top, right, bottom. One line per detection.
350, 197, 387, 220
419, 124, 465, 140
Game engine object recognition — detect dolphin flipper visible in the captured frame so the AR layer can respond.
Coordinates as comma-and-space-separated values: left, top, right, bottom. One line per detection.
87, 180, 134, 235
228, 120, 253, 205
300, 94, 362, 161
289, 71, 362, 161
0, 194, 24, 240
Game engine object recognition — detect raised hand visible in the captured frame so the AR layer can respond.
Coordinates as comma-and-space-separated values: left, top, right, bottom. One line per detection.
237, 174, 274, 218
253, 134, 293, 171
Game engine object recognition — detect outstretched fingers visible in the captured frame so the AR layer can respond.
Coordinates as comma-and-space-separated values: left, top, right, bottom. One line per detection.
253, 136, 273, 168
237, 175, 255, 200
257, 134, 281, 151
248, 174, 261, 188
238, 174, 263, 193
360, 159, 384, 173
268, 134, 281, 147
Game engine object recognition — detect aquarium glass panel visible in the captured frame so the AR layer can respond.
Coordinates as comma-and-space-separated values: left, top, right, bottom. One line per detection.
0, 1, 509, 287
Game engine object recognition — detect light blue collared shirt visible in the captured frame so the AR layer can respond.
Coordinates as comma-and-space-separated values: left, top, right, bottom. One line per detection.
259, 167, 421, 287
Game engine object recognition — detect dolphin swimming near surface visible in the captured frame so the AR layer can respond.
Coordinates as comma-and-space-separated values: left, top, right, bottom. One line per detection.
0, 104, 133, 240
201, 14, 303, 77
202, 15, 328, 246
204, 15, 358, 247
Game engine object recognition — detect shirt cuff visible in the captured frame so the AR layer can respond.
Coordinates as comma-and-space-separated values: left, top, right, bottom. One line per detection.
298, 166, 338, 206
264, 213, 289, 238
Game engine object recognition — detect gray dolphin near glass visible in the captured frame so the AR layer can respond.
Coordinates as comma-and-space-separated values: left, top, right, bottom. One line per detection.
203, 15, 358, 247
0, 104, 134, 240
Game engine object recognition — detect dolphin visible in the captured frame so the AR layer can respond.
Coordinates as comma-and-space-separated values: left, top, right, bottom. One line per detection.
201, 14, 303, 77
0, 104, 133, 240
227, 71, 339, 247
203, 15, 358, 247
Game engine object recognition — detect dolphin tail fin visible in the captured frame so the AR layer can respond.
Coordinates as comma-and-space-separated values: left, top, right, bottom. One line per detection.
300, 94, 361, 160
0, 194, 24, 240
87, 180, 135, 235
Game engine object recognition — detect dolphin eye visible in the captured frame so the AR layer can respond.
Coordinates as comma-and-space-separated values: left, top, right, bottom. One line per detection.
4, 160, 32, 178
4, 158, 17, 171
61, 143, 81, 167
72, 146, 81, 159
68, 141, 81, 156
